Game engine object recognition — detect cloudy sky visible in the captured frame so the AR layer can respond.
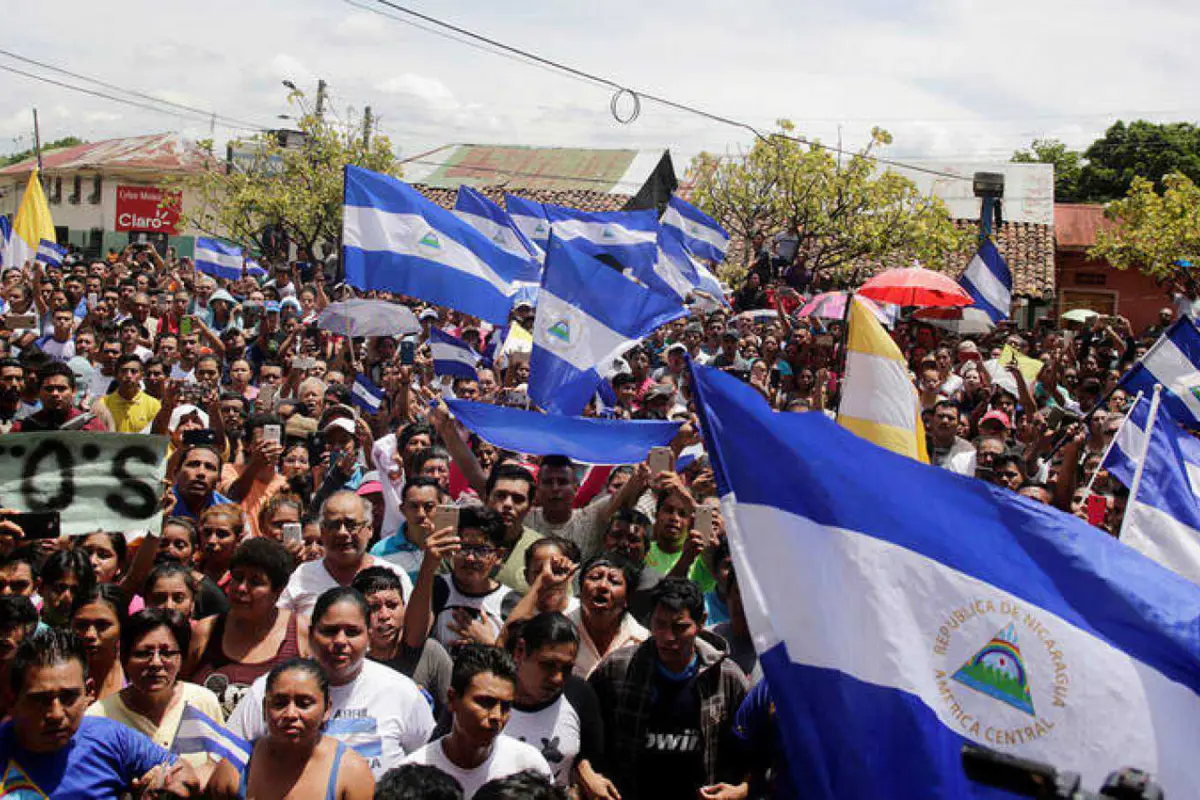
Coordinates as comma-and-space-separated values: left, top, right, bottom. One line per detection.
3, 0, 1199, 171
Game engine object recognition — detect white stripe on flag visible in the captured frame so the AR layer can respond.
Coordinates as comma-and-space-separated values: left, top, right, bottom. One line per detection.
195, 248, 242, 271
963, 252, 1010, 312
725, 501, 1200, 788
1121, 502, 1200, 586
532, 290, 629, 373
352, 381, 383, 412
840, 351, 918, 432
344, 205, 513, 296
455, 210, 536, 260
1142, 336, 1200, 421
662, 204, 728, 252
550, 218, 656, 246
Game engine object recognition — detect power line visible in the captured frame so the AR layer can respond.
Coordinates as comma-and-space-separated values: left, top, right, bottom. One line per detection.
356, 0, 972, 182
0, 50, 268, 131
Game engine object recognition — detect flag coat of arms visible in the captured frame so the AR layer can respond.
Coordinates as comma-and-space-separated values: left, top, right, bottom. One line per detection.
689, 363, 1200, 799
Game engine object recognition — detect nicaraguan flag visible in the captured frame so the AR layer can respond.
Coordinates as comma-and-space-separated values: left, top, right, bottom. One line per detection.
36, 239, 66, 267
530, 238, 687, 415
350, 374, 386, 415
1104, 393, 1200, 584
195, 238, 254, 281
446, 398, 679, 464
342, 166, 532, 326
430, 327, 483, 379
958, 239, 1012, 322
1119, 317, 1200, 427
689, 362, 1200, 799
172, 704, 251, 770
0, 216, 11, 268
455, 186, 543, 276
661, 195, 729, 264
544, 205, 658, 276
505, 194, 550, 251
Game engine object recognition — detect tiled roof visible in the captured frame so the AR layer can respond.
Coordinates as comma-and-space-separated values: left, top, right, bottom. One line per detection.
412, 184, 630, 213
0, 133, 210, 176
956, 220, 1056, 298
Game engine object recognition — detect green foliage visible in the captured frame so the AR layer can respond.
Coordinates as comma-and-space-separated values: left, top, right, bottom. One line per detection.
1, 136, 86, 167
1011, 138, 1083, 202
177, 96, 400, 257
688, 121, 971, 280
1090, 172, 1200, 278
1078, 120, 1200, 201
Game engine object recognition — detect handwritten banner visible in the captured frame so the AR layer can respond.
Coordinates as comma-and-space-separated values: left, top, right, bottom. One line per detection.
0, 433, 168, 536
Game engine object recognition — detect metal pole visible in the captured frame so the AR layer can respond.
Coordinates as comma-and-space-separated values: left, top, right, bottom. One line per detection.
32, 108, 43, 172
316, 79, 327, 120
362, 106, 373, 149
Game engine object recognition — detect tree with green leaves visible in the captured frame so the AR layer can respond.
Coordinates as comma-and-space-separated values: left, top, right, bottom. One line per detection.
1011, 138, 1083, 202
689, 121, 971, 280
1090, 172, 1200, 279
178, 95, 400, 260
1077, 120, 1200, 201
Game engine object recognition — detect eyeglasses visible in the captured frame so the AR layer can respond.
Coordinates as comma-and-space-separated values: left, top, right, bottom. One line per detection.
321, 519, 368, 533
129, 647, 182, 662
457, 544, 496, 558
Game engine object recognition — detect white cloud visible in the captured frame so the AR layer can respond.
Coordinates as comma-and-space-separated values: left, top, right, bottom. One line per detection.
375, 73, 458, 111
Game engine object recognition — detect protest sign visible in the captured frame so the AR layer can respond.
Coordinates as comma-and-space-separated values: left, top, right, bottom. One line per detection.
0, 432, 167, 536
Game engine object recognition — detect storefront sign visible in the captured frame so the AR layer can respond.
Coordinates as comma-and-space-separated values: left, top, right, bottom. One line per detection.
115, 185, 182, 234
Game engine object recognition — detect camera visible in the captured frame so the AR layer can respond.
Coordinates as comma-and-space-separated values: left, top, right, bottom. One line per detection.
962, 744, 1163, 800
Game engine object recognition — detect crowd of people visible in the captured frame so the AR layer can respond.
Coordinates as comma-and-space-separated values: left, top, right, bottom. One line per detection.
0, 234, 1180, 798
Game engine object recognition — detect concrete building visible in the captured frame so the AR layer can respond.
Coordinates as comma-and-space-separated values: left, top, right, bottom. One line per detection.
0, 133, 210, 259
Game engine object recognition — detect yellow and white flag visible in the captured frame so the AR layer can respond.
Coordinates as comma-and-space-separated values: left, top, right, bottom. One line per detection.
838, 296, 928, 462
9, 169, 56, 269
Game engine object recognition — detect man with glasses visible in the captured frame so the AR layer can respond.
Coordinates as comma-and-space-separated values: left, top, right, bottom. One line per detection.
278, 490, 413, 619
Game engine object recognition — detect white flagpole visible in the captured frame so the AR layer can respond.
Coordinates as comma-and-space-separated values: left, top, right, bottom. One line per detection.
1081, 390, 1144, 500
1119, 384, 1163, 541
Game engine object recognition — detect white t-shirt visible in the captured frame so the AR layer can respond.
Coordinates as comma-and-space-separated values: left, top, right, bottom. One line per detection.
402, 734, 552, 798
525, 500, 608, 562
504, 677, 603, 786
278, 558, 414, 620
227, 659, 434, 778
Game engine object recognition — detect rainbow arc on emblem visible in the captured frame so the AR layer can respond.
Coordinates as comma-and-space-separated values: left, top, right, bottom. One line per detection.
951, 622, 1035, 716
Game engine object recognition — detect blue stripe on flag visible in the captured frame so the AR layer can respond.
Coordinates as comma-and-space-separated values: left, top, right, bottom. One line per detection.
958, 240, 1012, 322
446, 398, 680, 463
544, 205, 659, 276
530, 238, 687, 415
1105, 395, 1200, 530
195, 237, 247, 281
505, 194, 550, 249
454, 186, 543, 275
36, 239, 66, 267
342, 166, 532, 325
0, 217, 11, 268
1119, 318, 1200, 427
172, 704, 251, 770
661, 195, 730, 264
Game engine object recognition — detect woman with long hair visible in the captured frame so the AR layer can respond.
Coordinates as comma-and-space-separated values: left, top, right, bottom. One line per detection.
207, 659, 375, 799
71, 583, 130, 701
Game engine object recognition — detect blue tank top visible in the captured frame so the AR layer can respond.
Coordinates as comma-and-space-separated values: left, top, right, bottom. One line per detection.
238, 739, 347, 800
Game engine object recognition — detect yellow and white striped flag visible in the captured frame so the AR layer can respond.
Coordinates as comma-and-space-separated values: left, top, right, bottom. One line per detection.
9, 169, 56, 269
838, 296, 928, 462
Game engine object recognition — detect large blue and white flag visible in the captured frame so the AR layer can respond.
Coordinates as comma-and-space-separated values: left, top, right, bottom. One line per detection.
194, 238, 266, 281
1119, 317, 1200, 427
350, 373, 386, 415
446, 398, 679, 464
455, 186, 543, 276
646, 228, 729, 307
343, 166, 533, 326
958, 239, 1012, 322
429, 327, 483, 379
689, 362, 1200, 799
661, 195, 729, 264
544, 205, 659, 277
505, 194, 550, 251
1104, 392, 1200, 584
0, 216, 11, 268
172, 703, 251, 770
530, 239, 687, 415
36, 238, 66, 267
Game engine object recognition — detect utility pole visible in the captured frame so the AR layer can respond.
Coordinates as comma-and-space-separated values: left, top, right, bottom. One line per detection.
315, 79, 327, 120
362, 106, 373, 149
32, 108, 43, 172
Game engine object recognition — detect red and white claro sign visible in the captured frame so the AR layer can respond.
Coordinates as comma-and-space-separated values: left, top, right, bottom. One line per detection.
115, 185, 182, 234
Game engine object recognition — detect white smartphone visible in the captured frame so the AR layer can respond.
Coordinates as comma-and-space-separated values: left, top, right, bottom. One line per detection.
433, 504, 460, 533
695, 506, 716, 546
648, 446, 673, 475
282, 523, 303, 545
262, 424, 282, 445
